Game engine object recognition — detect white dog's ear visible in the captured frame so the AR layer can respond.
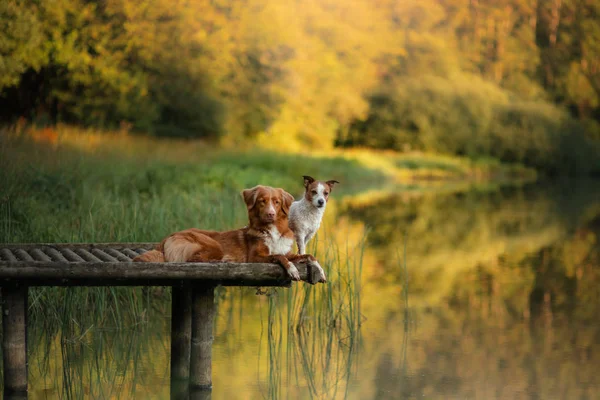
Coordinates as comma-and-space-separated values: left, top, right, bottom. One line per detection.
278, 188, 295, 215
242, 186, 260, 210
303, 175, 315, 188
326, 180, 339, 190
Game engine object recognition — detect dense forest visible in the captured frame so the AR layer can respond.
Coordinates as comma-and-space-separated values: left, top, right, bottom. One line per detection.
1, 0, 600, 173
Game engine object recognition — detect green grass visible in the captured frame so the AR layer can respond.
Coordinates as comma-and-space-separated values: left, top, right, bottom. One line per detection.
0, 128, 387, 244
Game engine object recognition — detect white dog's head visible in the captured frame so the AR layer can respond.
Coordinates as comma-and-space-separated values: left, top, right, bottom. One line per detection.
302, 176, 339, 209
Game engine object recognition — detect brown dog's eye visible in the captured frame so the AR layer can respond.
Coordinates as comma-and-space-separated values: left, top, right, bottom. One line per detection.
274, 199, 280, 204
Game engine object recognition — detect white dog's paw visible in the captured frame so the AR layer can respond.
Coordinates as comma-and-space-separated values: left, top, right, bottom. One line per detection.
312, 261, 327, 283
287, 263, 301, 281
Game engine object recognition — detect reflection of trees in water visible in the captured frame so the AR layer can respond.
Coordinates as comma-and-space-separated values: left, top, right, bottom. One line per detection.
340, 182, 600, 303
341, 182, 600, 399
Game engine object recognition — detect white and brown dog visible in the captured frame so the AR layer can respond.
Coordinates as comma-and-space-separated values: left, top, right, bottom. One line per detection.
289, 176, 339, 255
134, 185, 326, 282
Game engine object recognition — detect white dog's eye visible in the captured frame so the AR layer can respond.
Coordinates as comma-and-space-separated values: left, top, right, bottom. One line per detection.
311, 190, 317, 195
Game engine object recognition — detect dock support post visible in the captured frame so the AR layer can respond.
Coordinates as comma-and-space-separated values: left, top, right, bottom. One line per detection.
189, 284, 215, 393
170, 282, 192, 399
2, 284, 28, 398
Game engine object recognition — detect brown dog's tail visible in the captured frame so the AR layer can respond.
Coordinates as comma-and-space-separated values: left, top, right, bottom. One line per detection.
133, 249, 165, 263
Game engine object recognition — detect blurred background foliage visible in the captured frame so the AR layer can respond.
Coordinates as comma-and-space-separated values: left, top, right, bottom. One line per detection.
1, 0, 600, 173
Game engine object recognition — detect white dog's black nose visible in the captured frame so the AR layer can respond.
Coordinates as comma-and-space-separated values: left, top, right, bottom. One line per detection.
317, 199, 325, 207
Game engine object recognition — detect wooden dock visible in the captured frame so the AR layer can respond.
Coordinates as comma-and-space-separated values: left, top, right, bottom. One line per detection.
0, 243, 324, 399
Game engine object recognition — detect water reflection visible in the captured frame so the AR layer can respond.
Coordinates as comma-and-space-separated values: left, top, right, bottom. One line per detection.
342, 180, 600, 399
23, 181, 600, 399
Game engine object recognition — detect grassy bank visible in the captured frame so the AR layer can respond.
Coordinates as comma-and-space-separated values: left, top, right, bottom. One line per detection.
1, 125, 389, 244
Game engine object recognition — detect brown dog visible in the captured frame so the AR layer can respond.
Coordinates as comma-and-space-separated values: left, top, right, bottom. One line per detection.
134, 185, 327, 282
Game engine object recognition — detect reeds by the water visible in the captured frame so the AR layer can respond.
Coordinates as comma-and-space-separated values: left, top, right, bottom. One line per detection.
254, 228, 365, 400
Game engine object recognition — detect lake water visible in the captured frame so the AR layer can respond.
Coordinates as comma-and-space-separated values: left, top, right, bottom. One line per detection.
25, 180, 600, 399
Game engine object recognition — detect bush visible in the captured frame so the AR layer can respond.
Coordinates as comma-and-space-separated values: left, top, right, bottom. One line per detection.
341, 75, 600, 175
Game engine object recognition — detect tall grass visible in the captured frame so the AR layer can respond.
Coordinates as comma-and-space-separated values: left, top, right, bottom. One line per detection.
255, 227, 365, 399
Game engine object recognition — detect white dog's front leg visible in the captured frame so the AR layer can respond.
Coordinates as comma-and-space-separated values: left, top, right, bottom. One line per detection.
296, 235, 306, 255
303, 232, 315, 252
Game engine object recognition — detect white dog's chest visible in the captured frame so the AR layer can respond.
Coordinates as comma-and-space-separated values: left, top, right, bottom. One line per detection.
290, 202, 324, 232
264, 226, 294, 255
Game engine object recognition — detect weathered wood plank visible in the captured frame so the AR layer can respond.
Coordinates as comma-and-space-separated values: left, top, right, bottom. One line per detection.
190, 284, 215, 390
13, 250, 34, 262
43, 247, 69, 263
0, 249, 18, 262
29, 249, 51, 262
74, 249, 102, 262
2, 284, 28, 396
61, 248, 85, 262
0, 261, 319, 286
104, 248, 132, 262
91, 249, 119, 262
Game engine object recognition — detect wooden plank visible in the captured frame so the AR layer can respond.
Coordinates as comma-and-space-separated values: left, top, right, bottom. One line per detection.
30, 249, 51, 262
0, 249, 18, 262
13, 249, 34, 262
0, 261, 313, 286
43, 247, 69, 262
61, 248, 85, 262
190, 284, 215, 390
91, 249, 119, 262
121, 248, 141, 259
74, 249, 102, 262
104, 248, 132, 262
2, 285, 28, 396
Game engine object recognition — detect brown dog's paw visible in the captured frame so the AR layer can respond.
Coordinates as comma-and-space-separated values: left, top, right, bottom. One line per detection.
286, 262, 301, 281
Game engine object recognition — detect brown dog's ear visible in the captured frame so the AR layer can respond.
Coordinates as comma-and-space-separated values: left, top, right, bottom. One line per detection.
303, 176, 315, 188
326, 180, 339, 190
278, 188, 295, 215
242, 186, 260, 210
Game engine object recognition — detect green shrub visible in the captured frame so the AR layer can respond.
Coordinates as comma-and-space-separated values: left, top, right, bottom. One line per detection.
342, 75, 600, 175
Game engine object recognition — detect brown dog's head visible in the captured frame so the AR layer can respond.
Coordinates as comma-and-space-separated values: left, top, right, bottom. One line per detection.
242, 185, 295, 227
302, 176, 339, 209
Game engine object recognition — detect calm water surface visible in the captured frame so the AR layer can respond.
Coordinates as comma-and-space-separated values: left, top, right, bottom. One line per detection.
26, 181, 600, 399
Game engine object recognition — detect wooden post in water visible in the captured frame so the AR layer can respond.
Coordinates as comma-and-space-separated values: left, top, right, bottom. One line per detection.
189, 284, 215, 392
170, 282, 192, 399
2, 284, 28, 397
171, 282, 192, 379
